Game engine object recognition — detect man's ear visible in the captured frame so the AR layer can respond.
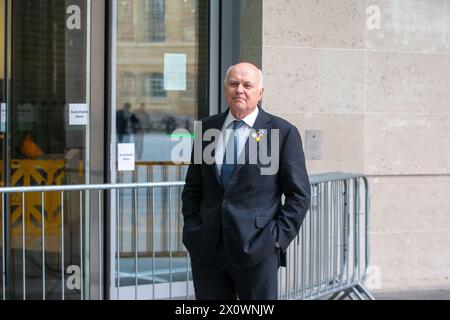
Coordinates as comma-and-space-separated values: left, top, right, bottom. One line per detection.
259, 88, 265, 100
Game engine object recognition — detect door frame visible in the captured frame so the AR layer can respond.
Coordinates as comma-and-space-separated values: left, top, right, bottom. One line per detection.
1, 0, 106, 300
106, 0, 220, 300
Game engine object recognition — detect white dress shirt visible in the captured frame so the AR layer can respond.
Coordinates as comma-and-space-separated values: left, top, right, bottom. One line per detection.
216, 107, 259, 174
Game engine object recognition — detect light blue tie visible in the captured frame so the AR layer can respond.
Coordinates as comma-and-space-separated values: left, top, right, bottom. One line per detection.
221, 120, 245, 189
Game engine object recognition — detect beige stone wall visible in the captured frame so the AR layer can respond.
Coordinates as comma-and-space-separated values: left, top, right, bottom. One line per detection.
263, 0, 450, 291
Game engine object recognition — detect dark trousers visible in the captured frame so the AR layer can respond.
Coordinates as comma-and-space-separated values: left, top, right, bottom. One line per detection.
191, 236, 280, 300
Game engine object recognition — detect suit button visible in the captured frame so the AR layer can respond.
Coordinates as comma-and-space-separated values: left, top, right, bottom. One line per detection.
275, 242, 281, 249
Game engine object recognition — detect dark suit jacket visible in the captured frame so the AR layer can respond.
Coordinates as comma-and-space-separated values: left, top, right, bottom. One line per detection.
182, 107, 311, 269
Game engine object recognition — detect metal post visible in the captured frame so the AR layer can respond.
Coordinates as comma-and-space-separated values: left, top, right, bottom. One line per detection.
301, 222, 306, 300
314, 183, 320, 297
61, 191, 65, 300
186, 253, 190, 299
98, 190, 102, 300
134, 188, 138, 300
317, 183, 322, 296
332, 181, 338, 291
41, 192, 45, 300
343, 180, 350, 286
169, 187, 173, 299
308, 185, 314, 298
22, 193, 26, 300
116, 189, 120, 300
277, 266, 281, 300
353, 178, 361, 283
323, 182, 329, 293
285, 247, 289, 299
363, 177, 371, 284
80, 191, 84, 300
293, 235, 298, 299
2, 193, 6, 300
152, 188, 156, 300
1, 193, 5, 300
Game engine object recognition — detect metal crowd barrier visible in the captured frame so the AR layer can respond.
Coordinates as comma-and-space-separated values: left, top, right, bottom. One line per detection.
278, 173, 374, 300
0, 181, 186, 300
0, 172, 373, 300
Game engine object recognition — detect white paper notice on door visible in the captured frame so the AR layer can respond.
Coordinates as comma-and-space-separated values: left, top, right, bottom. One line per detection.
0, 103, 6, 132
118, 143, 135, 172
69, 103, 89, 125
164, 53, 187, 91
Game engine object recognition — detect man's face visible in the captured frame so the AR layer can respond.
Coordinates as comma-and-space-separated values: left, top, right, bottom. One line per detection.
225, 64, 264, 118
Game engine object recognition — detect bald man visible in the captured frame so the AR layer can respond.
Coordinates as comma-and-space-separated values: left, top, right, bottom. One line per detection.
182, 62, 311, 300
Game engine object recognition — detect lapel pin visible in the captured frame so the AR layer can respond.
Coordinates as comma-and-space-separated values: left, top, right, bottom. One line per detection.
253, 130, 265, 143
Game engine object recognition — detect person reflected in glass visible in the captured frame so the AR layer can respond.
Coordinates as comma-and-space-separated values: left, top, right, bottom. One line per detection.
116, 102, 141, 144
134, 103, 150, 159
163, 114, 177, 135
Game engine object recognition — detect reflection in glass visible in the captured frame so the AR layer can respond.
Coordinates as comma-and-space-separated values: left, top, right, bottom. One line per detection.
117, 0, 208, 162
0, 0, 5, 300
142, 0, 165, 43
0, 0, 5, 186
116, 0, 208, 297
4, 0, 90, 300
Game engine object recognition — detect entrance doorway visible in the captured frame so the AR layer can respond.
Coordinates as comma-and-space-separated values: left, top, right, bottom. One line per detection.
0, 0, 105, 300
110, 0, 210, 299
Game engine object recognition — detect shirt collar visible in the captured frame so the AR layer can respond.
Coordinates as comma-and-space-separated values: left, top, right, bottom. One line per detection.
223, 107, 259, 130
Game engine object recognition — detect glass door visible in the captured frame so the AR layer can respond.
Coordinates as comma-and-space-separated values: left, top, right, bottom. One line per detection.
1, 0, 105, 300
0, 0, 5, 182
110, 0, 210, 299
0, 0, 6, 300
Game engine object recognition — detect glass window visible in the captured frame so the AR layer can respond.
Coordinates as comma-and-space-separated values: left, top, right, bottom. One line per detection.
0, 0, 5, 187
142, 0, 165, 43
181, 0, 197, 42
115, 0, 209, 299
2, 0, 93, 300
118, 0, 134, 41
116, 0, 208, 163
140, 73, 165, 99
182, 73, 196, 101
0, 2, 5, 301
121, 73, 136, 97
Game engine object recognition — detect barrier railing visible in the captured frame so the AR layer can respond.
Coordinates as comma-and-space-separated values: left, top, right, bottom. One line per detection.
0, 182, 186, 300
278, 173, 374, 300
0, 172, 373, 300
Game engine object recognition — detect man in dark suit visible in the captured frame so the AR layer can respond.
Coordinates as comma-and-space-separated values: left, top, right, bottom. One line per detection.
182, 62, 311, 300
